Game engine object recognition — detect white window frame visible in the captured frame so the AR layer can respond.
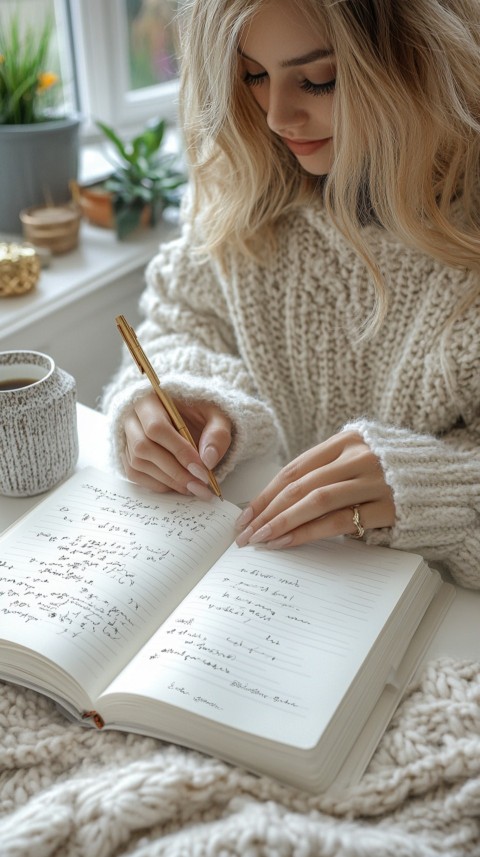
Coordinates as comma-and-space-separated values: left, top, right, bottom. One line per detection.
66, 0, 180, 138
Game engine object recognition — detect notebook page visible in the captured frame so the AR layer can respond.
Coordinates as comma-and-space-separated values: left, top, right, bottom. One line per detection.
103, 537, 425, 748
0, 468, 238, 700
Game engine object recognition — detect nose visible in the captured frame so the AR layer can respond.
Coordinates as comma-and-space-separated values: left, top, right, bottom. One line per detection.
266, 83, 307, 137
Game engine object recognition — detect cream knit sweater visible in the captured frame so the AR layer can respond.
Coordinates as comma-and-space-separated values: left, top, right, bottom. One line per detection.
102, 202, 480, 589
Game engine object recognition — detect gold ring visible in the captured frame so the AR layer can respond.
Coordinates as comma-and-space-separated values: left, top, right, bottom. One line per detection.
351, 505, 365, 539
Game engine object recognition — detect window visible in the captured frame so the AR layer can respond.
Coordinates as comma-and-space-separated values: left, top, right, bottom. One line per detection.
69, 0, 181, 134
126, 0, 180, 90
0, 0, 182, 136
0, 0, 77, 119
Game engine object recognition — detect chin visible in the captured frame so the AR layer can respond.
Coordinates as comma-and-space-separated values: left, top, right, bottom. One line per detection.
298, 157, 333, 177
296, 143, 334, 176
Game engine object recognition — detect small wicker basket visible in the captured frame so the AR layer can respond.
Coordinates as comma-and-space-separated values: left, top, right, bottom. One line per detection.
0, 243, 41, 298
20, 204, 81, 255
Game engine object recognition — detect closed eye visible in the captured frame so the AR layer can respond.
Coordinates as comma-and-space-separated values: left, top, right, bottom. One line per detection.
243, 70, 268, 87
301, 78, 336, 96
243, 70, 336, 96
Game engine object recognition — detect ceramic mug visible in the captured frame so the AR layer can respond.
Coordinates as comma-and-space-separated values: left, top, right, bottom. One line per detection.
0, 350, 78, 497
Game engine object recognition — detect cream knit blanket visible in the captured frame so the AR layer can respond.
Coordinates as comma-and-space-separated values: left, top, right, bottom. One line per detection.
1, 658, 479, 857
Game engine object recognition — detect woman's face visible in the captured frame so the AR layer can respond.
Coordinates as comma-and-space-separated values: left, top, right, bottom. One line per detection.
238, 0, 336, 175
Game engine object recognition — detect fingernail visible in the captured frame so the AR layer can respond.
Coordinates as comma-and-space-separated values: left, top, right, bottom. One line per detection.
187, 462, 210, 484
187, 481, 213, 501
236, 526, 253, 547
201, 445, 219, 470
248, 524, 272, 545
263, 535, 293, 550
235, 506, 253, 530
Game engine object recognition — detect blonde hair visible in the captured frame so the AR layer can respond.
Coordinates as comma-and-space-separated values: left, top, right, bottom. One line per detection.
178, 0, 480, 334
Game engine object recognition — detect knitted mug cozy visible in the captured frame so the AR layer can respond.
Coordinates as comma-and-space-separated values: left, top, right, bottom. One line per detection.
0, 350, 78, 497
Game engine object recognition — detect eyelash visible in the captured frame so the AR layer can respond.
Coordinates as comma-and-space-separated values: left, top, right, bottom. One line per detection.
243, 71, 336, 97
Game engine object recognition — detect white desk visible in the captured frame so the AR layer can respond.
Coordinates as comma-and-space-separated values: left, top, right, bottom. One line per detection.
1, 403, 479, 666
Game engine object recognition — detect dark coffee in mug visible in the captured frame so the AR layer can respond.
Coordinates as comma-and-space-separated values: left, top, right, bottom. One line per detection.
0, 378, 37, 391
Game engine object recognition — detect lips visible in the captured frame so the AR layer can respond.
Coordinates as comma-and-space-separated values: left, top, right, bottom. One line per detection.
282, 137, 331, 156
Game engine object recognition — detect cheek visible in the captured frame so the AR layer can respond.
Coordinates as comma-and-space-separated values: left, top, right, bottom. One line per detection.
314, 96, 334, 131
327, 98, 335, 128
249, 87, 269, 115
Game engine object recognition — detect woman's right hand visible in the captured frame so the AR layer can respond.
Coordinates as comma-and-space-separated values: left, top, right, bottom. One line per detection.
121, 391, 232, 498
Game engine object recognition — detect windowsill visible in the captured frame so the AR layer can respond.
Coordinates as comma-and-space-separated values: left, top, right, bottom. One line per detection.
0, 128, 182, 342
0, 217, 178, 341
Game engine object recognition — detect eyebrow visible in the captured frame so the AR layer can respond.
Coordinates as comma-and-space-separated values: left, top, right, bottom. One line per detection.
281, 48, 334, 68
238, 47, 334, 68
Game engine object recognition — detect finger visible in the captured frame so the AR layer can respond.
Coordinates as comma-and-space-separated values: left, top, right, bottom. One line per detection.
123, 446, 214, 500
125, 408, 186, 487
121, 451, 175, 493
241, 460, 378, 536
133, 393, 217, 483
197, 405, 232, 470
235, 476, 382, 547
134, 393, 205, 462
246, 430, 381, 521
123, 438, 191, 493
237, 434, 386, 536
236, 455, 381, 542
124, 410, 212, 498
238, 480, 378, 544
258, 500, 394, 550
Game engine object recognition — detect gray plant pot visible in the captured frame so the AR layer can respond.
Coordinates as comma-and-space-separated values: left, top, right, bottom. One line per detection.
0, 116, 81, 235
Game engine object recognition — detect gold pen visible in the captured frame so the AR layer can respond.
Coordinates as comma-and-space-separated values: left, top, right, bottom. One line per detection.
115, 314, 222, 499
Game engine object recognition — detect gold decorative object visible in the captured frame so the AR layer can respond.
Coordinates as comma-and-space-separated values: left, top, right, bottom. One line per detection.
0, 243, 41, 298
20, 203, 81, 254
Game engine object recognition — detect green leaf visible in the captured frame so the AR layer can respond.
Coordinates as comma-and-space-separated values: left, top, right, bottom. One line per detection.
94, 116, 187, 212
96, 120, 131, 162
0, 10, 60, 124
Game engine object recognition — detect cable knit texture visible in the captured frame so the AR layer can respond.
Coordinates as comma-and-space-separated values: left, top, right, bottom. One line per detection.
102, 202, 480, 588
1, 659, 480, 855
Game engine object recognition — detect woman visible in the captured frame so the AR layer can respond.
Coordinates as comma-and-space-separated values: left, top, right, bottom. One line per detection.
102, 0, 480, 588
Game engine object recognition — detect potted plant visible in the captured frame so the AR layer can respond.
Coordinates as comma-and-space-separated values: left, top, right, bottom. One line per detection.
0, 11, 80, 234
75, 118, 187, 240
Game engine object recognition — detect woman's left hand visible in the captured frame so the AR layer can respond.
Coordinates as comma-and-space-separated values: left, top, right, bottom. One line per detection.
235, 430, 395, 549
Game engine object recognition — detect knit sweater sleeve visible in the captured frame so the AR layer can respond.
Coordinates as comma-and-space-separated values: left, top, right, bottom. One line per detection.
101, 225, 280, 479
342, 283, 480, 589
343, 417, 480, 589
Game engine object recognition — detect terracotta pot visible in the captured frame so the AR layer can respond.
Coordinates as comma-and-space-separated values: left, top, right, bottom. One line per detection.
73, 182, 152, 232
74, 183, 115, 229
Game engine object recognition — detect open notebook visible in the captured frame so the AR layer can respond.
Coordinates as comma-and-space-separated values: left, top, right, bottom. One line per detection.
0, 467, 454, 793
